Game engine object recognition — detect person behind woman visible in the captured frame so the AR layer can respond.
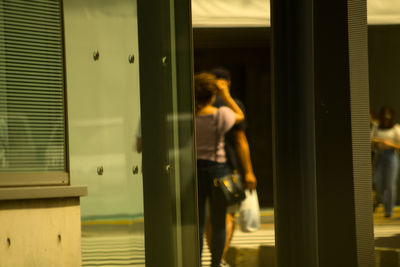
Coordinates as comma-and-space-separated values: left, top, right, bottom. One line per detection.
195, 72, 244, 266
371, 106, 400, 217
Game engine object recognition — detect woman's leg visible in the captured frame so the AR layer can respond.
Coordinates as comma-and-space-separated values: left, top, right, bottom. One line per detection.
208, 163, 229, 267
373, 155, 384, 209
209, 191, 227, 267
222, 212, 236, 262
205, 211, 235, 265
384, 153, 399, 217
197, 165, 209, 263
205, 215, 212, 252
392, 154, 399, 210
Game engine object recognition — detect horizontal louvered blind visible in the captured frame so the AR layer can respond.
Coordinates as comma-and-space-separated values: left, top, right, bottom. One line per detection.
0, 0, 66, 173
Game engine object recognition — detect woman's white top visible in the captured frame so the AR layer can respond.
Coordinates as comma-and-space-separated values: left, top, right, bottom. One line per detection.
196, 106, 236, 163
371, 124, 400, 151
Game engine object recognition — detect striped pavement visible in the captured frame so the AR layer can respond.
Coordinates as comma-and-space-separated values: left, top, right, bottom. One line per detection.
81, 229, 275, 267
82, 234, 145, 266
81, 210, 400, 266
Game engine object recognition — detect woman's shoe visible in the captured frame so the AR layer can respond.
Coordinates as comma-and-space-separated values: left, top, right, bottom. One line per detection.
220, 260, 230, 267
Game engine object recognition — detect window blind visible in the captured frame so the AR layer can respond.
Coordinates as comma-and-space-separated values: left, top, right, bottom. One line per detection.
0, 0, 66, 173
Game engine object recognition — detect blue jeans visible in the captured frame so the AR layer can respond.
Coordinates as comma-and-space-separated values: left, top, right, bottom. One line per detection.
197, 160, 229, 267
373, 149, 399, 216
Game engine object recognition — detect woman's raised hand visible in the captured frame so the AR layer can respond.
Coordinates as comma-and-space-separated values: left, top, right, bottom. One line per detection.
215, 78, 244, 123
216, 79, 230, 97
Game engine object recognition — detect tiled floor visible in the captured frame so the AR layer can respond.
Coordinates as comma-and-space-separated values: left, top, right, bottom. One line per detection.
81, 207, 400, 266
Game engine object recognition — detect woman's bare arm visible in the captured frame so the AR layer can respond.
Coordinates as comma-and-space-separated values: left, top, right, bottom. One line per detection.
372, 138, 400, 149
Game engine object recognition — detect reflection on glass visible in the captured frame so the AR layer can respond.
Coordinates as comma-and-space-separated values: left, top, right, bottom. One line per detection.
63, 0, 145, 266
369, 3, 400, 259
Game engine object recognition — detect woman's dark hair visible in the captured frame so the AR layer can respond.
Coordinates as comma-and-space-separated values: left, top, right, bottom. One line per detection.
210, 67, 231, 82
194, 72, 217, 113
379, 106, 395, 129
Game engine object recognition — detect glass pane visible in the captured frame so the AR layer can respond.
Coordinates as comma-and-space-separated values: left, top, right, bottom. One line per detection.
192, 4, 272, 267
136, 0, 198, 265
0, 0, 66, 174
63, 0, 144, 266
368, 2, 400, 259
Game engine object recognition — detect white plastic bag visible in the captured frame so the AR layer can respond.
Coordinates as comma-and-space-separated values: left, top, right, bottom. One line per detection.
239, 189, 260, 232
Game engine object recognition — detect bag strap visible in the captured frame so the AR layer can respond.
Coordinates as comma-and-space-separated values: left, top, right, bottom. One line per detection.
214, 109, 220, 162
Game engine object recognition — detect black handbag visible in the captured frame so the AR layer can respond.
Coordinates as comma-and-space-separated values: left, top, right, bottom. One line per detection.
212, 110, 245, 205
213, 170, 245, 205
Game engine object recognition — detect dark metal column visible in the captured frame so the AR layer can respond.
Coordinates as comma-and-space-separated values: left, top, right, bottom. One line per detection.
137, 0, 198, 266
271, 0, 374, 266
270, 0, 318, 266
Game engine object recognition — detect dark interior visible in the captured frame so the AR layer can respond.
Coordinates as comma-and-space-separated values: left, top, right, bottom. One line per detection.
194, 25, 400, 207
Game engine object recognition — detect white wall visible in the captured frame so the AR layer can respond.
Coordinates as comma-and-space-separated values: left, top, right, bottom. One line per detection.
63, 0, 144, 221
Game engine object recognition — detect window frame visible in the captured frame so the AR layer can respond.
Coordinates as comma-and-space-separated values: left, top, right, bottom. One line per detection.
0, 0, 70, 187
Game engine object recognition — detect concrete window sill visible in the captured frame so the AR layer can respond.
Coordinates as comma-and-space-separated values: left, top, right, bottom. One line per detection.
0, 186, 88, 200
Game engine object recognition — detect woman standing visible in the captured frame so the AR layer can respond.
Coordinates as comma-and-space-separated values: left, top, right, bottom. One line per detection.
372, 106, 400, 218
195, 72, 244, 266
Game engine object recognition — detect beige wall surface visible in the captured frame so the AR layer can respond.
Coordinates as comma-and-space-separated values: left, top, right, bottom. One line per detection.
0, 198, 82, 267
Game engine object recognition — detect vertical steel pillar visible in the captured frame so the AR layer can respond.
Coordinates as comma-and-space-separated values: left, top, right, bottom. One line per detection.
137, 0, 197, 266
271, 0, 375, 266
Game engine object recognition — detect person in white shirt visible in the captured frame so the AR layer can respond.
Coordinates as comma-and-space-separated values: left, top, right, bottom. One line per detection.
371, 106, 400, 217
